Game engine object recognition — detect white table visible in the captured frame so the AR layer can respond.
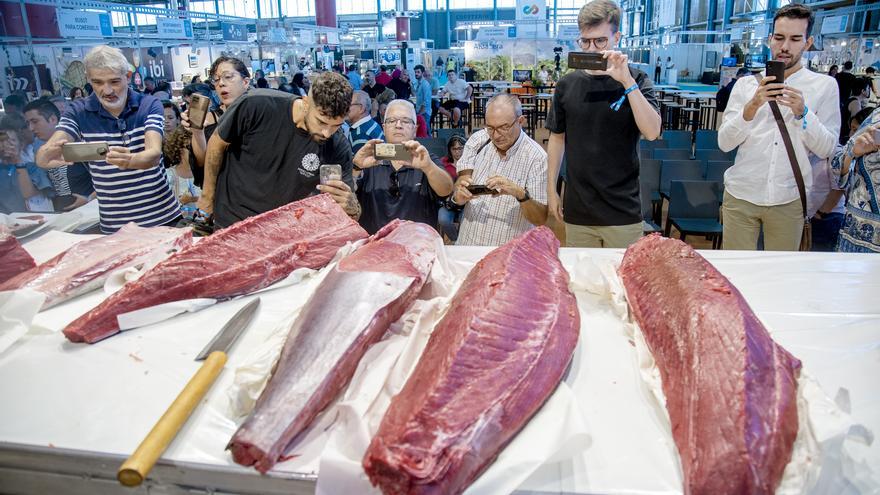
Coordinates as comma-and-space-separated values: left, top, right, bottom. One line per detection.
0, 237, 878, 495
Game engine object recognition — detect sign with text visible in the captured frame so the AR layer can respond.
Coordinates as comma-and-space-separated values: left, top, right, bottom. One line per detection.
221, 22, 247, 41
57, 10, 112, 38
299, 29, 315, 44
476, 26, 513, 41
8, 64, 53, 93
821, 15, 848, 35
156, 17, 193, 39
556, 24, 579, 40
267, 27, 287, 43
515, 0, 546, 37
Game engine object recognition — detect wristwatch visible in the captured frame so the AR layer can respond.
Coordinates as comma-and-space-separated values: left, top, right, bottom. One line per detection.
517, 187, 530, 203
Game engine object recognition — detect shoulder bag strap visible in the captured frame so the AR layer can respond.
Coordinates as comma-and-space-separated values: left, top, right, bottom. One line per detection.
756, 74, 808, 219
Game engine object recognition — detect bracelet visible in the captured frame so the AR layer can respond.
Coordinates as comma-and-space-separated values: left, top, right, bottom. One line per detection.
14, 163, 27, 169
796, 104, 808, 130
610, 83, 640, 111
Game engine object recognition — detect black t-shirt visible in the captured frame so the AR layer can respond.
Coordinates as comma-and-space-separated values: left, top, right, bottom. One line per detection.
213, 89, 354, 228
356, 156, 445, 234
388, 78, 412, 100
545, 67, 659, 226
363, 82, 387, 100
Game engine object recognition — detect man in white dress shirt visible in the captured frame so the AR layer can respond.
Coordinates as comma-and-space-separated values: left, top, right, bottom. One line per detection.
718, 3, 839, 251
449, 94, 548, 246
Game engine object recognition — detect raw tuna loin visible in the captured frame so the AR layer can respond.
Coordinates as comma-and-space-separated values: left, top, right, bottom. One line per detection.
229, 219, 440, 473
618, 234, 801, 495
0, 227, 35, 284
363, 226, 580, 495
0, 223, 192, 309
63, 194, 368, 343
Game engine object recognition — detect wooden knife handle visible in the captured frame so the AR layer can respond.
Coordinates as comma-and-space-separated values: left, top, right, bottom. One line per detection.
117, 351, 227, 487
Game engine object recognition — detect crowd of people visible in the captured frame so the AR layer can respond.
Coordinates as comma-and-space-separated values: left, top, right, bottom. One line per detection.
2, 0, 879, 253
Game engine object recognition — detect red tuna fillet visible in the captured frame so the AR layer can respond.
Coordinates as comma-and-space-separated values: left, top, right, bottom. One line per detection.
363, 226, 579, 495
0, 227, 35, 284
63, 194, 368, 343
0, 223, 192, 309
229, 219, 440, 473
618, 234, 801, 495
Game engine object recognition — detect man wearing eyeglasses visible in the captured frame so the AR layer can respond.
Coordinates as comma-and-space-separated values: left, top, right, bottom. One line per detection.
546, 0, 661, 248
36, 45, 178, 234
347, 90, 384, 155
448, 94, 548, 246
197, 71, 361, 229
352, 100, 454, 234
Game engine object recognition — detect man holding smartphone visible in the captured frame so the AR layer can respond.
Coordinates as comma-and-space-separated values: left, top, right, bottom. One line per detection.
448, 94, 548, 246
197, 71, 360, 228
353, 100, 453, 234
546, 0, 661, 248
35, 45, 178, 234
718, 3, 839, 251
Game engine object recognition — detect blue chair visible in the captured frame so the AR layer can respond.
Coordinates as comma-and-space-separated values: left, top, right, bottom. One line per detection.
695, 148, 736, 162
659, 160, 704, 199
661, 130, 692, 149
416, 137, 447, 158
705, 161, 734, 202
640, 158, 662, 223
695, 130, 719, 150
641, 182, 661, 233
654, 148, 694, 161
664, 180, 723, 249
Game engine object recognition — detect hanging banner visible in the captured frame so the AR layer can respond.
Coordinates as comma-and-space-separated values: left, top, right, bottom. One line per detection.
56, 10, 113, 38
8, 65, 53, 93
120, 47, 174, 82
299, 29, 315, 44
516, 0, 546, 37
156, 17, 193, 39
221, 22, 247, 41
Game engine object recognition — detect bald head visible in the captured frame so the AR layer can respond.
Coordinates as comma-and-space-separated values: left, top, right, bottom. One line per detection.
486, 93, 522, 118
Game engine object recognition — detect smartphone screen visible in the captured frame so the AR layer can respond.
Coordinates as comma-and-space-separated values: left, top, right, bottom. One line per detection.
567, 51, 608, 71
466, 185, 497, 195
320, 164, 342, 184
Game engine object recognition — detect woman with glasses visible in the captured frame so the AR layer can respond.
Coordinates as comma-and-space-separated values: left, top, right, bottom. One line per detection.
438, 134, 466, 242
181, 57, 250, 188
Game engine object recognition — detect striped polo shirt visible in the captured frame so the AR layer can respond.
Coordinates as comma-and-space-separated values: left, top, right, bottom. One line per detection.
349, 115, 385, 154
58, 90, 179, 233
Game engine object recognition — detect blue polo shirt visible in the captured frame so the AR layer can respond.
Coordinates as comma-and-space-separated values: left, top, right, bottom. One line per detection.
0, 162, 53, 214
57, 90, 179, 233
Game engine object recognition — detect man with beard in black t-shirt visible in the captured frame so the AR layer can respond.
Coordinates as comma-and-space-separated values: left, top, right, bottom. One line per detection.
546, 0, 661, 248
197, 71, 360, 228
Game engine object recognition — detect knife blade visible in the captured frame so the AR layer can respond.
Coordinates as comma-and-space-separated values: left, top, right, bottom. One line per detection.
195, 298, 261, 361
117, 297, 261, 487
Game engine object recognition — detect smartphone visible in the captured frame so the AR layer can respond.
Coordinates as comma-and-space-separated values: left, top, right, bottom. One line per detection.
374, 143, 413, 161
466, 185, 497, 196
188, 94, 210, 130
568, 51, 608, 71
62, 142, 109, 162
320, 164, 342, 185
765, 60, 786, 84
52, 195, 77, 211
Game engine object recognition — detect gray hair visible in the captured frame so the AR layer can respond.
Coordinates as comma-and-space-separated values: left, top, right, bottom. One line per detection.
486, 93, 523, 118
353, 90, 371, 114
84, 45, 131, 77
385, 99, 417, 122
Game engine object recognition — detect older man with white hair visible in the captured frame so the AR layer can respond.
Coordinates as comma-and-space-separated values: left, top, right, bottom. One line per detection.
36, 45, 177, 233
347, 90, 384, 155
449, 93, 548, 246
352, 99, 453, 234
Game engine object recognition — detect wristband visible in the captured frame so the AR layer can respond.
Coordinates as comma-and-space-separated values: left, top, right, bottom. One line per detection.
796, 104, 808, 130
610, 83, 640, 111
14, 163, 27, 169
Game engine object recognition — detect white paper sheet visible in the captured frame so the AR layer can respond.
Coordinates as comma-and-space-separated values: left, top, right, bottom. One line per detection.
0, 289, 46, 355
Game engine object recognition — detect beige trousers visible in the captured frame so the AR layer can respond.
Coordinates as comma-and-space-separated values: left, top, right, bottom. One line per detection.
721, 191, 803, 251
565, 222, 643, 248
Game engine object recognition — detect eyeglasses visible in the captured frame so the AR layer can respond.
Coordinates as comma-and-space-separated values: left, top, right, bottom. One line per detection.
116, 119, 130, 147
212, 72, 240, 86
576, 37, 609, 50
485, 118, 518, 135
384, 117, 415, 127
389, 170, 400, 198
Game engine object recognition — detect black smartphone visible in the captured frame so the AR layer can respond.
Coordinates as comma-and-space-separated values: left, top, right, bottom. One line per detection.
568, 51, 608, 71
466, 185, 497, 195
765, 60, 786, 84
52, 195, 77, 211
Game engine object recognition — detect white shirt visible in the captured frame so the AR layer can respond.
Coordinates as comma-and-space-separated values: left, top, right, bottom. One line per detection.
444, 78, 471, 102
718, 66, 840, 206
455, 129, 548, 246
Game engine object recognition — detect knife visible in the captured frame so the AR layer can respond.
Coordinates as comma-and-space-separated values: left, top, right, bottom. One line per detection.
117, 297, 261, 487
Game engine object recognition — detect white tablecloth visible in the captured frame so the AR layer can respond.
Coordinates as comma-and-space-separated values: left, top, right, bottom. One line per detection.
0, 235, 878, 494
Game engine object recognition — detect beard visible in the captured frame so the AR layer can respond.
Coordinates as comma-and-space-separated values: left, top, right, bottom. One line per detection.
777, 48, 805, 70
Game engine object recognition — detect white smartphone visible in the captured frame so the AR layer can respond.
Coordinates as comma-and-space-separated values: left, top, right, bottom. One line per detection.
62, 142, 110, 162
320, 164, 342, 185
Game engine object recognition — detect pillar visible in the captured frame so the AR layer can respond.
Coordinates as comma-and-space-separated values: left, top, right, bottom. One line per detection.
396, 16, 410, 41
315, 0, 336, 28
